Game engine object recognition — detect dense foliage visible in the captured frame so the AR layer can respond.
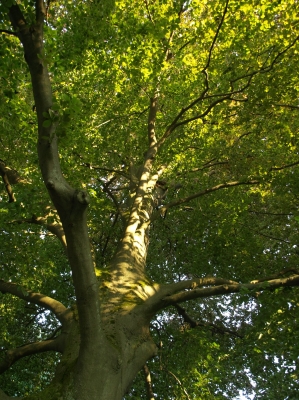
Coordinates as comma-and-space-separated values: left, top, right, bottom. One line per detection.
0, 0, 299, 399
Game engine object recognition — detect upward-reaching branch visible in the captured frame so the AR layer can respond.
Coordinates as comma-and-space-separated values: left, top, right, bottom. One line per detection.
156, 0, 229, 148
125, 95, 159, 234
203, 0, 229, 71
8, 3, 101, 381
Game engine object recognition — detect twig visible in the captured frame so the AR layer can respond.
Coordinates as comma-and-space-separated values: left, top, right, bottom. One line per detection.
143, 364, 155, 400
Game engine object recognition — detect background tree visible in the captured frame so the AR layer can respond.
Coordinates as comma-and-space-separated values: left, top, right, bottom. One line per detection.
0, 0, 299, 399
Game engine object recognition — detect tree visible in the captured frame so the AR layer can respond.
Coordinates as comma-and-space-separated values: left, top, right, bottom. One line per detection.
0, 0, 299, 398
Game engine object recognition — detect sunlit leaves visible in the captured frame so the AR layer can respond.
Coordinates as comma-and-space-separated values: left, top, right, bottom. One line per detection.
1, 0, 299, 398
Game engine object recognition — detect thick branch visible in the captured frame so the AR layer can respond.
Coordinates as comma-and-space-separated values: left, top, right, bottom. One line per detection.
162, 274, 299, 305
143, 277, 238, 315
0, 338, 63, 374
0, 279, 69, 325
167, 277, 239, 293
8, 3, 102, 367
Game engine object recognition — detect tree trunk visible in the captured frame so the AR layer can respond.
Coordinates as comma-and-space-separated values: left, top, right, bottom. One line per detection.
34, 295, 157, 400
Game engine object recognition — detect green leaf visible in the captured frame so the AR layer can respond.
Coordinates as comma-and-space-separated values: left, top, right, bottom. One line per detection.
42, 119, 51, 127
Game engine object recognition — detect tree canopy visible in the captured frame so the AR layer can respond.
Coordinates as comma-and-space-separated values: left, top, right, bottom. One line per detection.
0, 0, 299, 399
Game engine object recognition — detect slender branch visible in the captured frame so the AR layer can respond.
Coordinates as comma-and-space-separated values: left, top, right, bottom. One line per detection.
0, 338, 63, 374
75, 152, 129, 178
270, 160, 299, 171
152, 180, 259, 221
231, 34, 299, 87
155, 3, 299, 149
46, 325, 62, 340
166, 369, 191, 400
203, 0, 229, 71
158, 0, 229, 140
248, 210, 294, 216
10, 214, 67, 250
171, 95, 232, 129
100, 212, 120, 258
87, 164, 129, 178
249, 268, 299, 284
175, 304, 242, 338
143, 364, 155, 400
98, 178, 121, 212
144, 0, 154, 24
178, 39, 192, 52
273, 103, 299, 110
190, 160, 229, 173
0, 280, 69, 325
237, 222, 290, 244
0, 29, 18, 36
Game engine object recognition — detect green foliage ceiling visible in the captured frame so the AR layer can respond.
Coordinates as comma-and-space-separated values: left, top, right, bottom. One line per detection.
0, 0, 299, 398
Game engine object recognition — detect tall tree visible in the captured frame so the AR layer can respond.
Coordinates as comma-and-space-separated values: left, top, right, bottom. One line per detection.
0, 0, 299, 399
